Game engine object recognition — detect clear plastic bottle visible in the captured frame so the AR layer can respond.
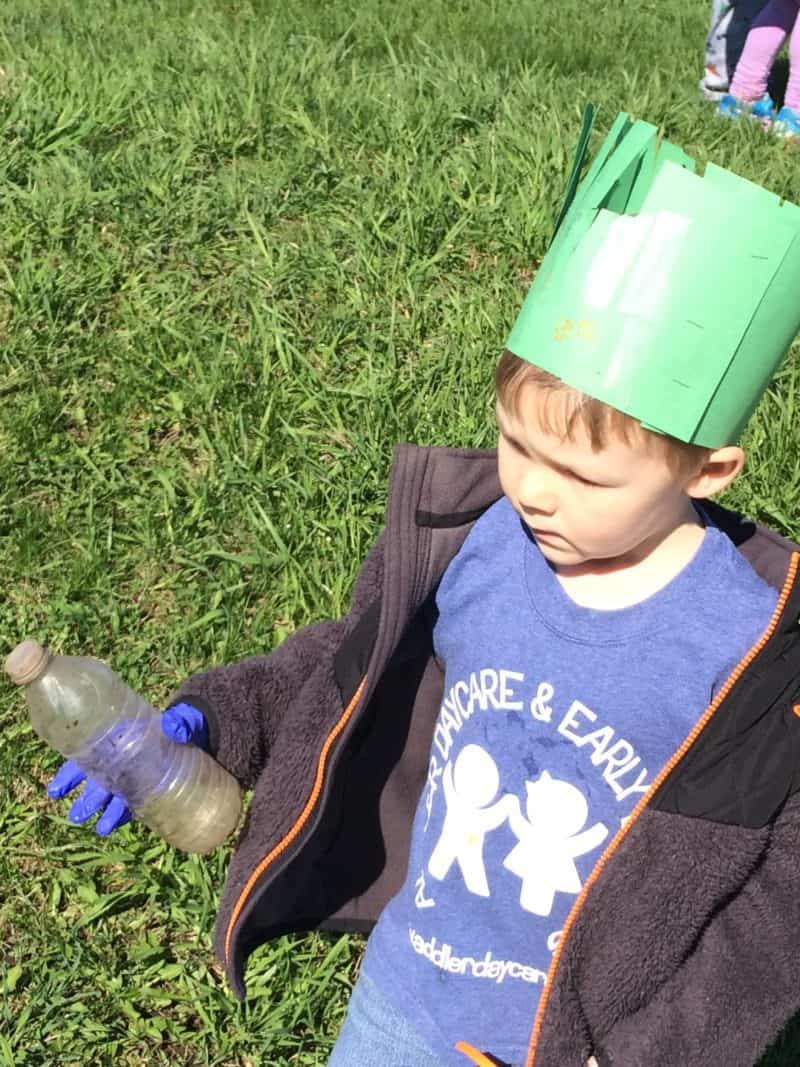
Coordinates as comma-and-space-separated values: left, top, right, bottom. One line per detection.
5, 640, 242, 854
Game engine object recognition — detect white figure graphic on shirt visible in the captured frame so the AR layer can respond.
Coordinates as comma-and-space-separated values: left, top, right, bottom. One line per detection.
503, 771, 609, 916
428, 745, 516, 898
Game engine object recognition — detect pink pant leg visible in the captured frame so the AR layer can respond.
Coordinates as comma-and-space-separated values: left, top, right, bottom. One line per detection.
729, 0, 800, 101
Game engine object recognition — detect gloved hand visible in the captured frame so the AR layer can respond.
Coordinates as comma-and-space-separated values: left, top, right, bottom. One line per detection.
46, 702, 208, 836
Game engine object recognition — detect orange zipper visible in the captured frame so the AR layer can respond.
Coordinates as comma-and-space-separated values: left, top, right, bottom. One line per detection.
455, 1041, 503, 1066
224, 675, 369, 966
524, 551, 800, 1067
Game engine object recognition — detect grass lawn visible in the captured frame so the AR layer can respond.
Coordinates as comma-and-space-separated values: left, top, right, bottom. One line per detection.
1, 1, 800, 1063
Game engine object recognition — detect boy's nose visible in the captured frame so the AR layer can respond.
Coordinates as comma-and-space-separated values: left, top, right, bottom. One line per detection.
517, 474, 557, 515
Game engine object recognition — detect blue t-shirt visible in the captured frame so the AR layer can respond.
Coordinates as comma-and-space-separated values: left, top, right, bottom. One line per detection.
362, 496, 778, 1066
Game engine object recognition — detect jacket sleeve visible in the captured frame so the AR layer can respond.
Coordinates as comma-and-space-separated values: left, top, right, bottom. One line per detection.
167, 533, 385, 791
594, 792, 800, 1067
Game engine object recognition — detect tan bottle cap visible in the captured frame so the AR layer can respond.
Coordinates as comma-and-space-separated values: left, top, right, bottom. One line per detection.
5, 640, 52, 686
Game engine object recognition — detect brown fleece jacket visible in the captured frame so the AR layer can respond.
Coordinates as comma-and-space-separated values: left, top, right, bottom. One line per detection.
172, 445, 800, 1067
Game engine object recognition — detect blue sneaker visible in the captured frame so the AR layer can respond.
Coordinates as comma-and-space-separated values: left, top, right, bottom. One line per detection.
717, 92, 775, 128
773, 105, 800, 138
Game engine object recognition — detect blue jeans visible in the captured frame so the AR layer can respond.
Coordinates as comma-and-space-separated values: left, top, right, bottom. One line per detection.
328, 972, 447, 1067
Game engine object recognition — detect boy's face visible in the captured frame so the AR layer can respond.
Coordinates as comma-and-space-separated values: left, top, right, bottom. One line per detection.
496, 387, 699, 573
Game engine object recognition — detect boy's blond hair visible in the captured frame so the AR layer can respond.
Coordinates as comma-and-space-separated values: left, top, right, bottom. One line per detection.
495, 349, 711, 478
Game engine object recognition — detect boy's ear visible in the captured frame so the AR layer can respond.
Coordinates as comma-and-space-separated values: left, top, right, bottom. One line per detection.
685, 446, 745, 499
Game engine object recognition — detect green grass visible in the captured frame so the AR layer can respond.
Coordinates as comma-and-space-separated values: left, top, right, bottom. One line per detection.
1, 1, 800, 1063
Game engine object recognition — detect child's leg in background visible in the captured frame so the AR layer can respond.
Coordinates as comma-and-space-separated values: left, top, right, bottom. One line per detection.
704, 0, 735, 91
730, 0, 800, 100
702, 0, 773, 99
727, 0, 778, 75
784, 11, 800, 107
327, 973, 446, 1067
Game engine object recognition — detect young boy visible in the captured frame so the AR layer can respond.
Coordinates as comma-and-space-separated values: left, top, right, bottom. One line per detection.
47, 113, 800, 1066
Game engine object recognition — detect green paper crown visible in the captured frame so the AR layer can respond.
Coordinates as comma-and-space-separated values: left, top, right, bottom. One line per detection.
506, 106, 800, 446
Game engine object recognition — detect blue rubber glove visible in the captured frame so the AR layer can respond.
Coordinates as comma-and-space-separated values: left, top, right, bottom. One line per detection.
46, 702, 208, 836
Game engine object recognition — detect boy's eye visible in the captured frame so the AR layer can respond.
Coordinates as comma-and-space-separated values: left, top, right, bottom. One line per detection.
499, 430, 611, 488
500, 432, 528, 457
569, 472, 611, 488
